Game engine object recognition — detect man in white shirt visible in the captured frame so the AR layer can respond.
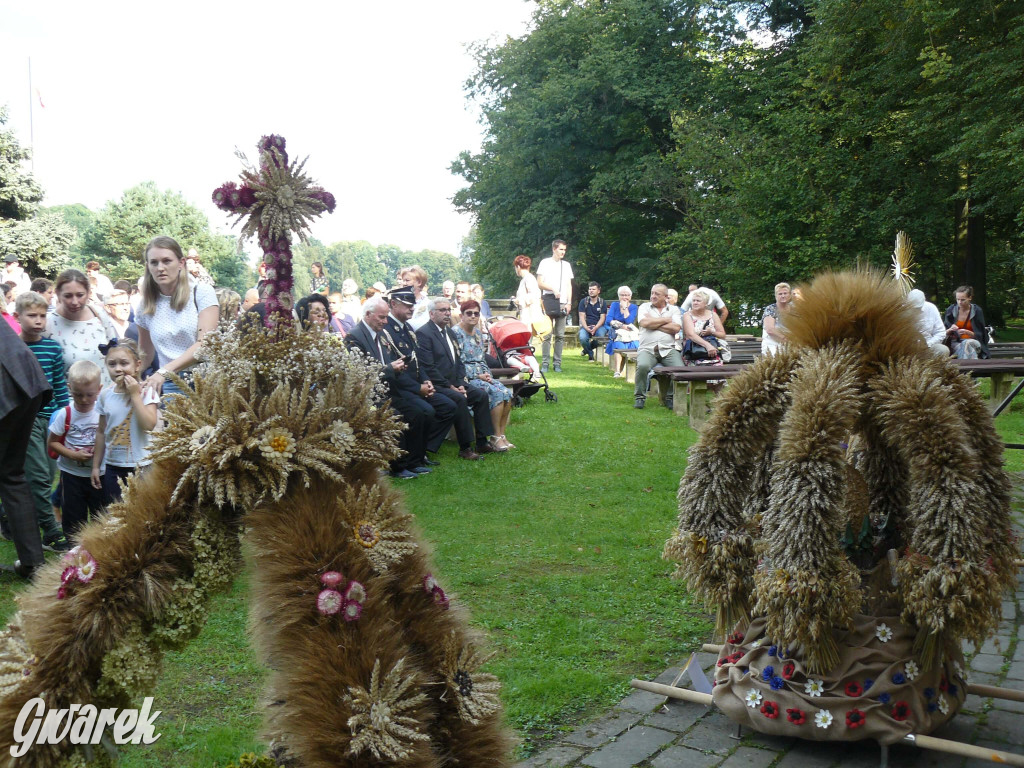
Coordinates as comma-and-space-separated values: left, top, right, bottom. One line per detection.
907, 289, 949, 357
536, 239, 574, 372
681, 285, 729, 325
634, 284, 684, 409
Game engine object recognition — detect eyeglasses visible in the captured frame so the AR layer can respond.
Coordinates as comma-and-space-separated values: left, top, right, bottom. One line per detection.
434, 307, 452, 313
106, 302, 130, 307
463, 311, 480, 317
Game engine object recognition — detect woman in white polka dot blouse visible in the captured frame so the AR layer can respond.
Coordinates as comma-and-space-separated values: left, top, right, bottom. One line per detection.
136, 236, 219, 398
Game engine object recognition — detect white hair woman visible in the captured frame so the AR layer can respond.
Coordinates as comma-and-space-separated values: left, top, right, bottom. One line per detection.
761, 282, 791, 356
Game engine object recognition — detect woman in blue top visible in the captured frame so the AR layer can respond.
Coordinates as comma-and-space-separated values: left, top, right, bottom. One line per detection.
604, 286, 639, 377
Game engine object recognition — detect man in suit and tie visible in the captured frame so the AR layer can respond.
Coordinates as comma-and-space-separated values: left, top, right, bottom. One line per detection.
382, 288, 457, 465
416, 297, 495, 460
345, 297, 431, 480
0, 320, 52, 578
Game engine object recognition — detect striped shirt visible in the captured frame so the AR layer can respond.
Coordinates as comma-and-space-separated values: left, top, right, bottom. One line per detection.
25, 337, 70, 418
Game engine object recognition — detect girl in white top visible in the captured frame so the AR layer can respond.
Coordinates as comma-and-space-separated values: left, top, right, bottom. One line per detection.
47, 269, 116, 387
514, 254, 543, 326
135, 236, 219, 398
91, 338, 160, 504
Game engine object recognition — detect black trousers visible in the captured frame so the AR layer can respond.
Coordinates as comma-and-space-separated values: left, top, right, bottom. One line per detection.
423, 390, 457, 454
0, 392, 46, 570
436, 385, 493, 450
389, 397, 430, 471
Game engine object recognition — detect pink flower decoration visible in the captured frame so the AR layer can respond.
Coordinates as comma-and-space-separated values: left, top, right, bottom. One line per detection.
423, 574, 439, 593
320, 571, 344, 587
76, 555, 96, 582
432, 587, 450, 611
60, 566, 77, 585
56, 586, 67, 600
317, 589, 343, 615
345, 581, 366, 603
343, 600, 363, 622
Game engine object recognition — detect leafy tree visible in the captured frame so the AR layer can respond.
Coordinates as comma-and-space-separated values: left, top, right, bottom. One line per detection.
43, 203, 97, 263
84, 182, 250, 293
0, 105, 76, 277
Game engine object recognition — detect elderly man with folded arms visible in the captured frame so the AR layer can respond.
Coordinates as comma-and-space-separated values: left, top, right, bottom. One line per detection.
634, 283, 684, 410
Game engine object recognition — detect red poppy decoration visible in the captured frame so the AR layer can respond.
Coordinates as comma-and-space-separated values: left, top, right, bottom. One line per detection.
891, 701, 911, 722
939, 675, 949, 692
727, 631, 745, 645
844, 681, 863, 697
786, 708, 806, 725
760, 701, 780, 719
846, 709, 866, 728
782, 661, 796, 680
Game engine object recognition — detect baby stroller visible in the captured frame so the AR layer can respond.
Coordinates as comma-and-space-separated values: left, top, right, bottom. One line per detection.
487, 318, 557, 405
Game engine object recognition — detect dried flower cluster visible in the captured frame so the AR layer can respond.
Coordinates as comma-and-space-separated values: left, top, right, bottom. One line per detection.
440, 632, 502, 726
150, 327, 403, 508
213, 135, 335, 324
345, 658, 430, 761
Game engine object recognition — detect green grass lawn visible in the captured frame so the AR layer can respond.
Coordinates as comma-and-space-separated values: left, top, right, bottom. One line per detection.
0, 353, 712, 765
3, 353, 1023, 765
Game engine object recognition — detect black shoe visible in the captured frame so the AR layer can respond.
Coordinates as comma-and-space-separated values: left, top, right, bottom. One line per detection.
634, 397, 645, 409
43, 535, 72, 552
13, 560, 37, 579
390, 469, 418, 480
423, 457, 441, 466
553, 364, 562, 372
410, 466, 433, 475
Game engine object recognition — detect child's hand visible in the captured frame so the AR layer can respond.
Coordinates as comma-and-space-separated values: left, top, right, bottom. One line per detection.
91, 467, 103, 490
70, 449, 93, 462
123, 374, 140, 396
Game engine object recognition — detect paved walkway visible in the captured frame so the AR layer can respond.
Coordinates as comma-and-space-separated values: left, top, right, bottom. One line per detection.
519, 541, 1024, 767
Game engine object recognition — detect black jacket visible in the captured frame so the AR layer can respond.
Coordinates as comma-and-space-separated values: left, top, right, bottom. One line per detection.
346, 321, 421, 397
943, 302, 990, 359
416, 320, 467, 388
0, 321, 52, 421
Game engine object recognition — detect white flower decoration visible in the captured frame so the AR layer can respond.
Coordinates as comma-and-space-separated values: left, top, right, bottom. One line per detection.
875, 623, 893, 643
953, 662, 965, 679
938, 695, 949, 715
189, 425, 217, 455
749, 639, 763, 648
259, 427, 296, 463
745, 689, 763, 708
330, 420, 356, 450
814, 709, 833, 728
905, 660, 919, 681
804, 679, 825, 697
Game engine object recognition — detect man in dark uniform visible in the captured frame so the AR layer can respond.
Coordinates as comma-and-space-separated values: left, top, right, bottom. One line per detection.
416, 297, 495, 460
382, 288, 457, 465
0, 321, 52, 578
345, 297, 431, 480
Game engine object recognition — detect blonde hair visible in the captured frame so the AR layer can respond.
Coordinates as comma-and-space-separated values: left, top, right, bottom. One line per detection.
216, 288, 241, 319
404, 265, 428, 289
775, 282, 791, 293
15, 291, 48, 314
67, 360, 102, 387
141, 236, 190, 315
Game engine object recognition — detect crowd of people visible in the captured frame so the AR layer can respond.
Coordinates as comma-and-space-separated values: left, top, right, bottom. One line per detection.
0, 232, 999, 575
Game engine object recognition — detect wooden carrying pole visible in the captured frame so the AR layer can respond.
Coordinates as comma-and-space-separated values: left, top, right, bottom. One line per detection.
630, 679, 1024, 766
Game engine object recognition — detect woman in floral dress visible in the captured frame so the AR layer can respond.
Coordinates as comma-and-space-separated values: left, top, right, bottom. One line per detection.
453, 300, 514, 451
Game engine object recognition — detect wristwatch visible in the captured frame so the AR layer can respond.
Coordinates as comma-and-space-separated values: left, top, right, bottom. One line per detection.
157, 368, 170, 378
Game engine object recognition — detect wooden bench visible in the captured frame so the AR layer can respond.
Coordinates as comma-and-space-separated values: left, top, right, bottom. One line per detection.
651, 365, 748, 430
955, 358, 1024, 414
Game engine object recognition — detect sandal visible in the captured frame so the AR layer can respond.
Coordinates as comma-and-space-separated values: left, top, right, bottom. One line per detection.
498, 437, 515, 450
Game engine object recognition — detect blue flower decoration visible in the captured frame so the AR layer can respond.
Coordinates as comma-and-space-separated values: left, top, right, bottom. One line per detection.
927, 702, 938, 712
770, 676, 785, 690
768, 645, 778, 657
924, 687, 935, 699
863, 678, 874, 690
948, 684, 958, 697
879, 692, 891, 704
741, 667, 749, 676
892, 672, 906, 685
762, 666, 775, 681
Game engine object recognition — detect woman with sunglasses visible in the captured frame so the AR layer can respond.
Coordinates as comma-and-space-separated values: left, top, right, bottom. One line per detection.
453, 300, 514, 451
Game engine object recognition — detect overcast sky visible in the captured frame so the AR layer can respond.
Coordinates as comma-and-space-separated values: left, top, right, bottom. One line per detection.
0, 0, 534, 257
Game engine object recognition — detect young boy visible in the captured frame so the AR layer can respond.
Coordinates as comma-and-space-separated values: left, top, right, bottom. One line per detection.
14, 291, 71, 551
47, 360, 104, 540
